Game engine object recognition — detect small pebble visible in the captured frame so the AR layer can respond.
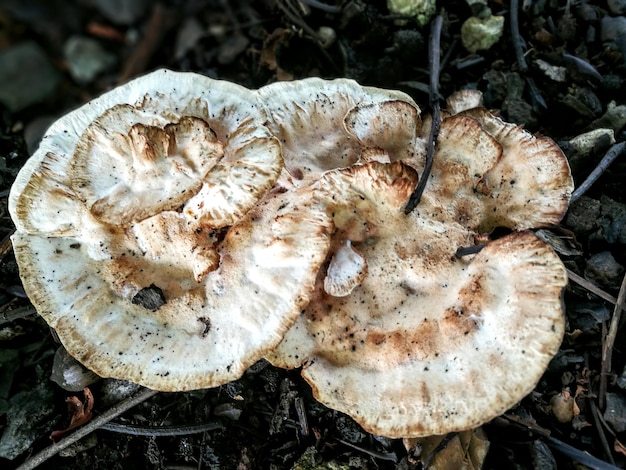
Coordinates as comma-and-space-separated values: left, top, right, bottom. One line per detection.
0, 41, 60, 112
50, 347, 100, 392
63, 36, 116, 84
461, 15, 505, 53
607, 0, 626, 14
599, 195, 626, 245
0, 381, 56, 459
600, 16, 626, 43
387, 0, 436, 26
568, 128, 615, 155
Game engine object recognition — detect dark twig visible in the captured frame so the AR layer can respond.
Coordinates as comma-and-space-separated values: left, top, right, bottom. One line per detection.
0, 305, 37, 326
16, 388, 158, 470
590, 400, 616, 465
503, 414, 621, 470
118, 3, 174, 83
455, 244, 487, 258
566, 269, 620, 307
100, 421, 222, 436
335, 438, 398, 463
510, 0, 528, 72
405, 14, 443, 214
422, 432, 458, 468
303, 0, 341, 14
599, 272, 626, 411
570, 142, 626, 204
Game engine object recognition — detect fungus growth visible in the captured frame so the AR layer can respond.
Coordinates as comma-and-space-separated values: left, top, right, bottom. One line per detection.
266, 86, 573, 438
10, 72, 573, 438
9, 70, 329, 391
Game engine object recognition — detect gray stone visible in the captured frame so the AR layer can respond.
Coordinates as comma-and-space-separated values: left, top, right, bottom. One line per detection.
608, 0, 626, 14
0, 380, 56, 459
63, 36, 116, 84
604, 392, 626, 433
585, 251, 625, 291
0, 41, 60, 112
599, 195, 626, 244
50, 347, 100, 392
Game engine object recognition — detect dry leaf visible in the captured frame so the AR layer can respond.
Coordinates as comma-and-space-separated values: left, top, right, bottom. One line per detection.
50, 387, 94, 442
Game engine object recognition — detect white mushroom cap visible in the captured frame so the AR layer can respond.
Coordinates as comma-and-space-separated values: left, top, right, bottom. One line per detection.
10, 69, 283, 234
258, 78, 421, 187
11, 186, 333, 391
9, 69, 335, 391
411, 106, 573, 233
457, 107, 573, 230
271, 228, 567, 437
268, 151, 569, 437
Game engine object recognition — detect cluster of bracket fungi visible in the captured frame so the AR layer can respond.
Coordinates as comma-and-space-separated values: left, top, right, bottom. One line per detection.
10, 69, 574, 439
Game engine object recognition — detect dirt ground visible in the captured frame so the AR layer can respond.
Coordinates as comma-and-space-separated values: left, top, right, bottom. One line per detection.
1, 1, 625, 469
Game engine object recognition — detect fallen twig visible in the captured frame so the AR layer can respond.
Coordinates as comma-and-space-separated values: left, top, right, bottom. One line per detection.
503, 414, 621, 470
405, 14, 443, 213
566, 269, 621, 308
590, 399, 617, 465
118, 3, 174, 83
335, 438, 398, 463
510, 0, 528, 72
570, 142, 626, 204
16, 387, 158, 470
100, 421, 222, 436
599, 272, 626, 411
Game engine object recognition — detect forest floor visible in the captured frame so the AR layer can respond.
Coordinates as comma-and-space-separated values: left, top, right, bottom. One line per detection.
0, 1, 625, 469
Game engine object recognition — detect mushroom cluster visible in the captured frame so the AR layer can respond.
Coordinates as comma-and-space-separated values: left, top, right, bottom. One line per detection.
10, 70, 573, 438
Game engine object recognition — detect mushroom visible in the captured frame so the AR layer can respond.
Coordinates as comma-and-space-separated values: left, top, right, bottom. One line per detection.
8, 69, 333, 391
11, 69, 283, 235
258, 77, 422, 187
268, 94, 574, 438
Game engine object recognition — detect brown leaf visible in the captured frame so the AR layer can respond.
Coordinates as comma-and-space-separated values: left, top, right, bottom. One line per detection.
50, 387, 94, 442
614, 437, 626, 457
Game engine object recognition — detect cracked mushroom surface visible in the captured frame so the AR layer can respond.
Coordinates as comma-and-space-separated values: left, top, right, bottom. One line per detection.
258, 77, 423, 188
268, 95, 574, 438
8, 69, 334, 391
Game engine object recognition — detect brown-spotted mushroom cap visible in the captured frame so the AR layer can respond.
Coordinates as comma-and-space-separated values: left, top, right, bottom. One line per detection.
8, 69, 336, 391
268, 158, 569, 438
417, 90, 574, 231
10, 69, 283, 235
258, 78, 422, 187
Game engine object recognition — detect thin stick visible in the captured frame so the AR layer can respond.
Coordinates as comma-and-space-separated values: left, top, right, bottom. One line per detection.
503, 414, 621, 470
118, 4, 172, 83
335, 438, 398, 463
570, 142, 626, 204
16, 388, 159, 470
100, 421, 222, 436
599, 272, 626, 411
510, 0, 528, 72
455, 244, 486, 258
566, 269, 620, 307
590, 400, 616, 465
405, 14, 443, 214
422, 432, 457, 468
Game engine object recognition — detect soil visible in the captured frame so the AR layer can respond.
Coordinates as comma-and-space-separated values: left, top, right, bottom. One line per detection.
0, 1, 625, 469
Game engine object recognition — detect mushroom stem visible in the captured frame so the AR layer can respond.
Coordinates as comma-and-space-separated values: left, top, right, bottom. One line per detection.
405, 14, 443, 214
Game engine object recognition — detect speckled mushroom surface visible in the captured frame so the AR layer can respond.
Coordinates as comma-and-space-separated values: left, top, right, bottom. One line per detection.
8, 69, 329, 391
10, 71, 574, 434
267, 89, 574, 438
